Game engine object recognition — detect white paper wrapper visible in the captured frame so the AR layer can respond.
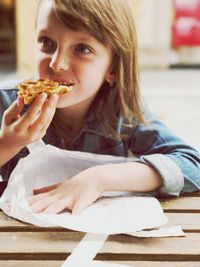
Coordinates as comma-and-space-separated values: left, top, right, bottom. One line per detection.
0, 141, 169, 234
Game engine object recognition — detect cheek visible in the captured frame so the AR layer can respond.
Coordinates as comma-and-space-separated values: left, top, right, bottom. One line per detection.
36, 58, 50, 77
77, 64, 107, 92
34, 48, 50, 76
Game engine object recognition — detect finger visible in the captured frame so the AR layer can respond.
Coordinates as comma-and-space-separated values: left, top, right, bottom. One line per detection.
72, 197, 89, 215
43, 196, 73, 214
27, 191, 50, 205
38, 94, 59, 119
18, 93, 48, 128
28, 194, 57, 213
3, 97, 24, 125
17, 96, 24, 110
28, 94, 59, 132
33, 183, 60, 195
40, 94, 59, 118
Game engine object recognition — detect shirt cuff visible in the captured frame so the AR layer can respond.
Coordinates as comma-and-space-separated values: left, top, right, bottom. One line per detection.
138, 154, 184, 197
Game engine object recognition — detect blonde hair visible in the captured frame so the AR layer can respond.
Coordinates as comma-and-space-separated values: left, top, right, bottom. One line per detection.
39, 0, 145, 138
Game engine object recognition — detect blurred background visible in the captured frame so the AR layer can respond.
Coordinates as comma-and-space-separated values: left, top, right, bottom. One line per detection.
0, 0, 199, 150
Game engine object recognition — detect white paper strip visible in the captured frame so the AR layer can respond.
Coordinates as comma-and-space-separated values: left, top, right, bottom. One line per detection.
61, 233, 108, 267
127, 225, 185, 238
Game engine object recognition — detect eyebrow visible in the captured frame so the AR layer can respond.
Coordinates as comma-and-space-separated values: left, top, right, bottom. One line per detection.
37, 29, 51, 35
37, 29, 97, 44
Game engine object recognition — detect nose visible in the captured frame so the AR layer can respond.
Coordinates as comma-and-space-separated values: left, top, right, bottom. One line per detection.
49, 49, 69, 73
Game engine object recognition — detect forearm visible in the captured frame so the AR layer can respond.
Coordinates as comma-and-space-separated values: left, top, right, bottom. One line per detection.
98, 162, 162, 193
0, 134, 21, 167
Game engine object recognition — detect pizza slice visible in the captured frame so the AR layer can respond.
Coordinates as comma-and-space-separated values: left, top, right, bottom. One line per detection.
17, 78, 73, 105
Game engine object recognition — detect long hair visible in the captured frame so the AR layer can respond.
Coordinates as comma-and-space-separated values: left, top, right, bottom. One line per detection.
39, 0, 145, 138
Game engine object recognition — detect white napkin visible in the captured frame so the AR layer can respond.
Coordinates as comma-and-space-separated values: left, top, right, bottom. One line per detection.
0, 140, 168, 234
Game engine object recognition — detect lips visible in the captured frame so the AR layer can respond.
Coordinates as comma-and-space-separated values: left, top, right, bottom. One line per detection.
60, 82, 75, 86
51, 77, 75, 86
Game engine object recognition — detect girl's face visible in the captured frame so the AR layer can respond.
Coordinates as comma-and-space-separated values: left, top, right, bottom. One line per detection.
35, 1, 114, 109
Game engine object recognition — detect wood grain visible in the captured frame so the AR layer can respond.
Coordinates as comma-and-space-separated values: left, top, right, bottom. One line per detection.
0, 232, 200, 261
0, 193, 199, 264
0, 261, 200, 267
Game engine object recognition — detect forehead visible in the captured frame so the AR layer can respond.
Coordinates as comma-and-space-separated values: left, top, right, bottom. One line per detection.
36, 1, 94, 42
36, 0, 109, 45
36, 0, 55, 29
36, 0, 113, 54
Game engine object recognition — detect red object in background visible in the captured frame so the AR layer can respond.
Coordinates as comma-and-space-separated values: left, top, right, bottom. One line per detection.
172, 0, 200, 48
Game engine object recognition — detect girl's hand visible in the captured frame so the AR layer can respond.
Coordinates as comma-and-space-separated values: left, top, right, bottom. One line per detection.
27, 166, 105, 215
0, 94, 59, 150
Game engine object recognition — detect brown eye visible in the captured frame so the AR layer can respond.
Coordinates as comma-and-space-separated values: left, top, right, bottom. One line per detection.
38, 36, 56, 53
75, 43, 92, 54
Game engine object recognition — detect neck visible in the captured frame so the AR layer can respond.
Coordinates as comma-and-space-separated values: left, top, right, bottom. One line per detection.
55, 99, 93, 133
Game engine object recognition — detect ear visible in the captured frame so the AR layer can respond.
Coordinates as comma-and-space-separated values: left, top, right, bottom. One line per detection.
105, 73, 116, 87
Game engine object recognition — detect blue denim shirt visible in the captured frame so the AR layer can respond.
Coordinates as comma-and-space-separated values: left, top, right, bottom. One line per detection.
0, 88, 200, 196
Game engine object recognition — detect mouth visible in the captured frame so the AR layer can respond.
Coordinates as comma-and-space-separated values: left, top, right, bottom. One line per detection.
39, 76, 76, 92
50, 77, 75, 87
59, 82, 75, 87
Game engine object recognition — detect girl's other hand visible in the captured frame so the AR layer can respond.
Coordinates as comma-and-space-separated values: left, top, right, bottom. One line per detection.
0, 93, 59, 150
27, 166, 104, 215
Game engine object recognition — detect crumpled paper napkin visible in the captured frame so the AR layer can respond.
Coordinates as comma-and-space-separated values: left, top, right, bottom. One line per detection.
0, 140, 170, 234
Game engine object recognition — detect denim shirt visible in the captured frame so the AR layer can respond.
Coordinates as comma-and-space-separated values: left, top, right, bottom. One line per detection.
0, 88, 200, 196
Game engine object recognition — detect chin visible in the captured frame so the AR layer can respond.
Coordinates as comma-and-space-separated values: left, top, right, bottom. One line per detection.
56, 100, 69, 108
56, 96, 75, 108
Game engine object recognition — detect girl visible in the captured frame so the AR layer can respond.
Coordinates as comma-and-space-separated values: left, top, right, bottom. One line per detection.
0, 0, 200, 215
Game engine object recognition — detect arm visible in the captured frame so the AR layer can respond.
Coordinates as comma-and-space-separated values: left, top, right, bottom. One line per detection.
98, 162, 162, 192
0, 98, 24, 167
0, 92, 59, 168
0, 133, 22, 167
129, 109, 200, 196
27, 161, 162, 215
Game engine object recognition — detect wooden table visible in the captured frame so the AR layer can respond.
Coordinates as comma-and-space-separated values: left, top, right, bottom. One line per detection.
0, 187, 200, 267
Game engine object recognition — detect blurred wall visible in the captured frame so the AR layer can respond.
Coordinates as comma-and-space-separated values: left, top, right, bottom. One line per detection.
0, 0, 15, 66
16, 0, 38, 77
136, 0, 172, 68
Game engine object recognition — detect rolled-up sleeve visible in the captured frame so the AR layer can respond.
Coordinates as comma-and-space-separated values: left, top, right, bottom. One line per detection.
129, 110, 200, 197
138, 154, 184, 197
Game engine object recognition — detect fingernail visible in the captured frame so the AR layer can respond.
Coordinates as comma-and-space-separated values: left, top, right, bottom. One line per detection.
40, 93, 47, 101
51, 94, 59, 102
